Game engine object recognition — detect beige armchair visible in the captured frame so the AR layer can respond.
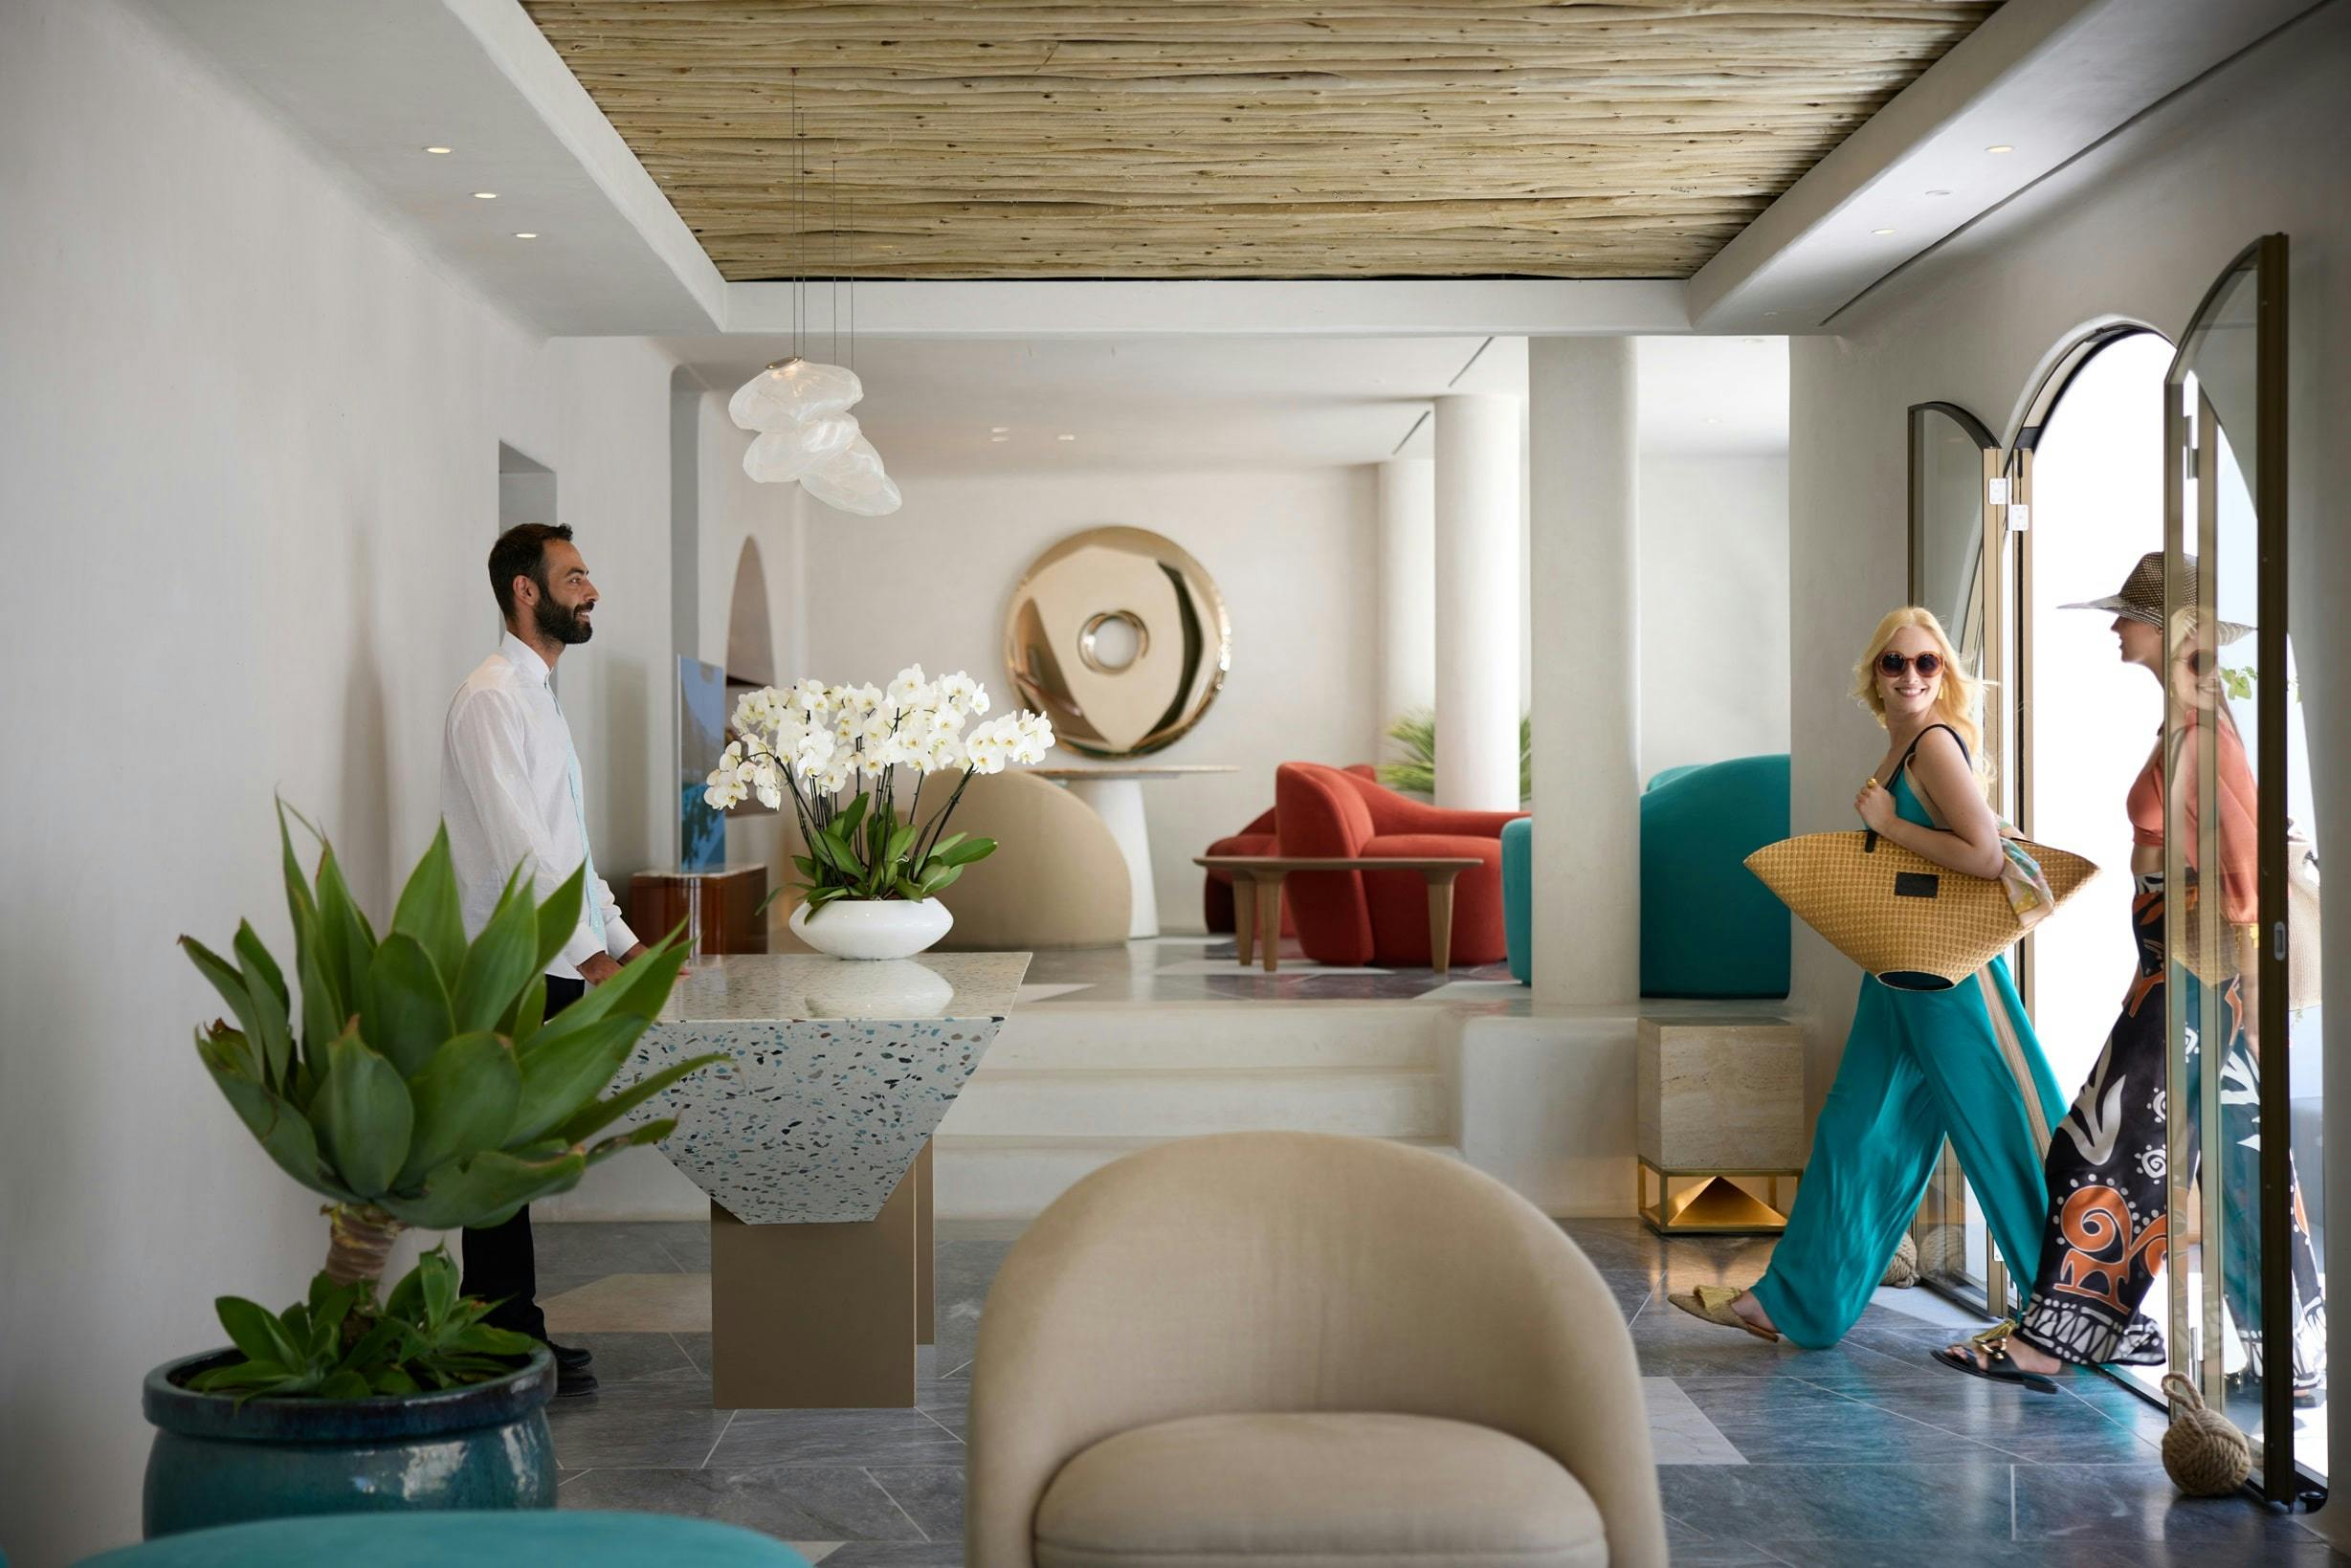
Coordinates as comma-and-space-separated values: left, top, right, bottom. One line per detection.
967, 1133, 1667, 1568
768, 769, 1130, 952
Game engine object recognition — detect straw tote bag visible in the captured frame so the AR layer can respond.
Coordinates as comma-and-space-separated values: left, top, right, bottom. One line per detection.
2172, 822, 2323, 1012
1745, 820, 2096, 993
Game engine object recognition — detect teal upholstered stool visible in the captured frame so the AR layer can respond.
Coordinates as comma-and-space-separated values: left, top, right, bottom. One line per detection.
78, 1512, 810, 1567
1499, 816, 1533, 984
1640, 754, 1790, 999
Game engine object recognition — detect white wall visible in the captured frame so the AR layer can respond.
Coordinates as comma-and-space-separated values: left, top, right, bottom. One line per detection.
1638, 454, 1791, 777
0, 3, 678, 1560
1784, 5, 2351, 1519
795, 465, 1381, 933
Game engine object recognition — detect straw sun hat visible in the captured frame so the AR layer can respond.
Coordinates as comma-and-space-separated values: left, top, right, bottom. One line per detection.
2060, 549, 2252, 646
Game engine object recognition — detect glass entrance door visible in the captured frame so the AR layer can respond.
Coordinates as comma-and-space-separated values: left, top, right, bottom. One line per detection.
2164, 233, 2324, 1497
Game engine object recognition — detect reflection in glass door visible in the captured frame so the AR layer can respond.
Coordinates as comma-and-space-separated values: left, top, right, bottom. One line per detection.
2165, 233, 2324, 1498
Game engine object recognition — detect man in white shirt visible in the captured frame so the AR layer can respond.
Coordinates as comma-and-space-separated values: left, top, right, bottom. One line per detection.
442, 521, 645, 1398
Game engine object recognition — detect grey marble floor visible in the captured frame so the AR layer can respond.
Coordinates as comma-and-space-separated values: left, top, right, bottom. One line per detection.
536, 1218, 2334, 1566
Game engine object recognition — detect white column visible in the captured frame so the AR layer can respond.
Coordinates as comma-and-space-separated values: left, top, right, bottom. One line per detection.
1432, 395, 1522, 810
1528, 339, 1639, 1005
1374, 457, 1436, 743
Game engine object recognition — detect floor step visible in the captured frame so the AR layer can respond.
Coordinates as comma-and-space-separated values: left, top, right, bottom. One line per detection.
937, 1066, 1448, 1140
935, 1134, 1464, 1222
985, 1002, 1441, 1071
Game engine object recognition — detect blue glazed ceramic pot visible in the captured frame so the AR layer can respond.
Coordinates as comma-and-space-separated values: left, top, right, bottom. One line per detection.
141, 1346, 557, 1538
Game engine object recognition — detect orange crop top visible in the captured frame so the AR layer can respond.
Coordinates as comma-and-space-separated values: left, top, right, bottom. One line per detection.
2126, 708, 2259, 922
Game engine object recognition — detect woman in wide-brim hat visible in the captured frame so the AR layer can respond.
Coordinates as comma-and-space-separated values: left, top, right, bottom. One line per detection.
1938, 550, 2324, 1399
1671, 607, 2068, 1355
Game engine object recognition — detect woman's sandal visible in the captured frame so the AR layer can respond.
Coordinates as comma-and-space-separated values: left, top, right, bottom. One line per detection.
1667, 1284, 1781, 1343
1931, 1320, 2059, 1394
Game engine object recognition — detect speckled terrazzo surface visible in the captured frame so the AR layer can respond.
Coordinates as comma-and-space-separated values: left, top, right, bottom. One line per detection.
619, 954, 1031, 1225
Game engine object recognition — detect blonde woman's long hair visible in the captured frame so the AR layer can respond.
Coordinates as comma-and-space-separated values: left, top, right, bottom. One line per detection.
1851, 607, 1993, 799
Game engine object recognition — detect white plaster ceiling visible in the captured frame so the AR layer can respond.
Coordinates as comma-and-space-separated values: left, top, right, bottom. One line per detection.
667, 332, 1782, 471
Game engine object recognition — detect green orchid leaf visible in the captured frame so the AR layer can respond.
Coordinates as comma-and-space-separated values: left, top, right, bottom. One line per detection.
389, 824, 468, 984
360, 934, 455, 1080
452, 867, 540, 1033
937, 835, 996, 868
531, 862, 588, 979
397, 1031, 521, 1188
555, 1054, 721, 1145
306, 1027, 414, 1198
919, 863, 965, 895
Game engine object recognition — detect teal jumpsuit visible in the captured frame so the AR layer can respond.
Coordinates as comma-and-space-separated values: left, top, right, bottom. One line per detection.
1749, 763, 2070, 1349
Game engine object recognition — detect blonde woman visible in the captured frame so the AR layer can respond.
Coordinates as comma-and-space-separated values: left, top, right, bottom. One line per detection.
1673, 608, 2068, 1374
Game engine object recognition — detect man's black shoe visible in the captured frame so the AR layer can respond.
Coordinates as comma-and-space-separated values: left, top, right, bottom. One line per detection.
549, 1340, 594, 1373
555, 1361, 600, 1399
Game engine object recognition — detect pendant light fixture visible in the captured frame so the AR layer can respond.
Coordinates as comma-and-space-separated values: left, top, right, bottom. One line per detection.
731, 82, 899, 516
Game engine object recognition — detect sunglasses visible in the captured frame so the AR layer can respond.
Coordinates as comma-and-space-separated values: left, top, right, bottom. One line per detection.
1877, 651, 1943, 678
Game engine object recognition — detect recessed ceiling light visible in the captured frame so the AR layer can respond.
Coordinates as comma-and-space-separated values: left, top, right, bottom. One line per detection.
473, 191, 499, 200
424, 145, 454, 155
989, 434, 1009, 443
1925, 188, 1953, 197
1873, 227, 1896, 236
1055, 433, 1076, 442
1762, 310, 1780, 318
989, 426, 1009, 433
1985, 144, 2014, 154
1704, 417, 1722, 426
513, 232, 538, 240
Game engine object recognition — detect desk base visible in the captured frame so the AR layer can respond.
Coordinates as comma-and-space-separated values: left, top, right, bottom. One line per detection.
710, 1144, 936, 1409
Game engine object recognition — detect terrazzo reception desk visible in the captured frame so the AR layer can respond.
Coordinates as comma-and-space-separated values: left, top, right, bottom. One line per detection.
613, 951, 1031, 1408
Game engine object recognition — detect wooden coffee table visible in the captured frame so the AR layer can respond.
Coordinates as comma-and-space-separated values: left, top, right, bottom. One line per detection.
1193, 854, 1484, 977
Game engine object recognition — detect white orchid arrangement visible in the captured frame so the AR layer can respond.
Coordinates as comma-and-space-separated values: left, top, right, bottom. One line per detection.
705, 668, 1054, 915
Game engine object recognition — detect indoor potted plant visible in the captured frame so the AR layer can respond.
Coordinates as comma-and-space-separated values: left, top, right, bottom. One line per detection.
145, 807, 719, 1537
706, 668, 1055, 959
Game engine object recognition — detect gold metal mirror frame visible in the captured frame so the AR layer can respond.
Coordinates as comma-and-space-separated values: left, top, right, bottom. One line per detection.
1004, 526, 1231, 758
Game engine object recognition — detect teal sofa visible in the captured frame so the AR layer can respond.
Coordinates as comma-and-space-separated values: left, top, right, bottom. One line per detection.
1499, 754, 1789, 997
78, 1513, 810, 1567
1640, 753, 1789, 999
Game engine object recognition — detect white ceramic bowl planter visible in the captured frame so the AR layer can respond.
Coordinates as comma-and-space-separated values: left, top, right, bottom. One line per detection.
789, 896, 954, 961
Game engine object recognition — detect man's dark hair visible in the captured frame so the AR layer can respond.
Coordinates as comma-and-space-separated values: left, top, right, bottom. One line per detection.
488, 522, 574, 620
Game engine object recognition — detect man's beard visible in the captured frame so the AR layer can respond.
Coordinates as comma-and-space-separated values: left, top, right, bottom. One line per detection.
535, 595, 594, 645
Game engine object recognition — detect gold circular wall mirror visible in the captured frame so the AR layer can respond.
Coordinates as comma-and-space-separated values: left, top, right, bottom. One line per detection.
1005, 527, 1231, 758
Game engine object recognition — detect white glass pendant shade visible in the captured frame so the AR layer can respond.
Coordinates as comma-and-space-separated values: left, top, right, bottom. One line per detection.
802, 435, 902, 516
729, 359, 863, 432
742, 413, 859, 483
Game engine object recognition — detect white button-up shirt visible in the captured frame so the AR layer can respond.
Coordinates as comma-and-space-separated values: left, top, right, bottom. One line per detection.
441, 631, 637, 979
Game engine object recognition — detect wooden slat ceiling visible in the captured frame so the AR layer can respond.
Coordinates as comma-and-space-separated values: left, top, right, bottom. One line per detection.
523, 1, 2002, 280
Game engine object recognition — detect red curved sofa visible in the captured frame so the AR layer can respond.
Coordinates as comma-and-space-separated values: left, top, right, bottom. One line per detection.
1273, 762, 1526, 967
1200, 763, 1376, 937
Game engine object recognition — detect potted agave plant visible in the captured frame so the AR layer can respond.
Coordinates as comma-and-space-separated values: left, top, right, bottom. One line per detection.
144, 807, 719, 1537
705, 667, 1055, 960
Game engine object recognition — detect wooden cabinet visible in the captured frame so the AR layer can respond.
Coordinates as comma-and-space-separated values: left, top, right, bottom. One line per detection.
629, 865, 770, 956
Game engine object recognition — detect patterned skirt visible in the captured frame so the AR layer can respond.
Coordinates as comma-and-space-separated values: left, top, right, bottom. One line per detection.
2014, 874, 2324, 1390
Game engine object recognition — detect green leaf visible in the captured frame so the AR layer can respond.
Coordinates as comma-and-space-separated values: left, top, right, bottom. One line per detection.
360, 935, 455, 1079
919, 863, 965, 896
317, 1369, 373, 1400
584, 1119, 676, 1163
372, 1366, 419, 1395
419, 1246, 459, 1329
837, 792, 870, 836
504, 974, 548, 1052
312, 841, 379, 1012
297, 936, 346, 1075
389, 824, 468, 984
452, 868, 540, 1033
521, 938, 686, 1051
204, 1052, 355, 1202
278, 800, 321, 957
234, 925, 296, 1089
397, 1031, 521, 1188
555, 1053, 723, 1144
447, 1324, 538, 1357
197, 1019, 258, 1080
508, 1016, 643, 1145
306, 1027, 414, 1198
216, 1296, 299, 1367
530, 861, 588, 978
937, 835, 996, 868
182, 935, 272, 1064
378, 1147, 588, 1231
